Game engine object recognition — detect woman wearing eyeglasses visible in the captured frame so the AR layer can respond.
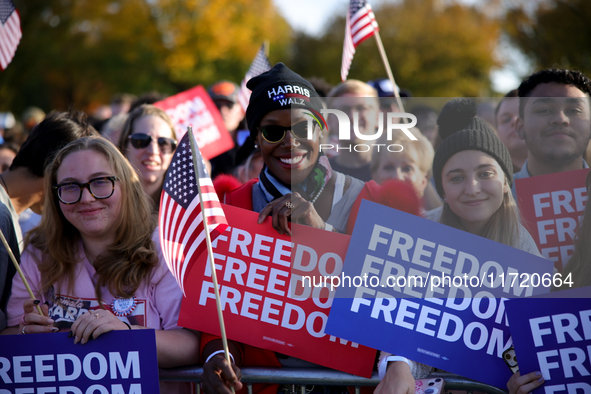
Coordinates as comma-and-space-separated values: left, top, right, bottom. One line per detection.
2, 137, 199, 393
118, 104, 178, 211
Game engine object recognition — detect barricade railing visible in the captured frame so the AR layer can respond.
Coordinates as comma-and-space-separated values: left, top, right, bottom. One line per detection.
159, 367, 508, 394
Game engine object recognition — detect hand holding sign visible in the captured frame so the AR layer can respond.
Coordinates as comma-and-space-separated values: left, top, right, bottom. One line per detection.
257, 192, 325, 236
507, 371, 545, 394
71, 308, 131, 344
374, 361, 415, 394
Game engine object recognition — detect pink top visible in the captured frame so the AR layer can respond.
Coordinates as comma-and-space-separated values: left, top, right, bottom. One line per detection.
7, 236, 183, 330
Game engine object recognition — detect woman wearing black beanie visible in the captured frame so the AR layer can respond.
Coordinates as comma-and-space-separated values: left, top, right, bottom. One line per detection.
240, 62, 365, 234
202, 63, 426, 394
431, 98, 540, 252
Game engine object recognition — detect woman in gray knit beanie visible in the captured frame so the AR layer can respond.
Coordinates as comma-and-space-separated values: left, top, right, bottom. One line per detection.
432, 98, 540, 253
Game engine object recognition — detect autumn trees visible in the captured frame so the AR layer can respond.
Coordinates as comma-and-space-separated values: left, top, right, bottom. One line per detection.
292, 0, 501, 97
1, 0, 587, 114
505, 0, 591, 77
1, 0, 289, 113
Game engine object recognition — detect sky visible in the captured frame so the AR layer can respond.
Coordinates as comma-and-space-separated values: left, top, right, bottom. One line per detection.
272, 0, 531, 94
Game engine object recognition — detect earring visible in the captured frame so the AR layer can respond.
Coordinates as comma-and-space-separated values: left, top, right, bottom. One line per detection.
443, 197, 447, 203
254, 144, 258, 149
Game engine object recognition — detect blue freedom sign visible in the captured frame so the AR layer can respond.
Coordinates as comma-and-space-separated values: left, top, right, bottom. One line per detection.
0, 330, 160, 393
325, 200, 555, 388
505, 286, 591, 394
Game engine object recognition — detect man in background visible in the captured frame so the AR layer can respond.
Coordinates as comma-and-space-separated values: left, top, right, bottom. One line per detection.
512, 68, 591, 197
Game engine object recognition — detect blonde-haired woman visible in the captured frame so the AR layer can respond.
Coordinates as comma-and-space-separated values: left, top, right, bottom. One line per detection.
118, 104, 178, 210
429, 98, 540, 252
3, 137, 198, 392
425, 98, 544, 394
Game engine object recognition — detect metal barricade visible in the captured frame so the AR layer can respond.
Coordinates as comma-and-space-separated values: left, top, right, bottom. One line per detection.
159, 367, 508, 394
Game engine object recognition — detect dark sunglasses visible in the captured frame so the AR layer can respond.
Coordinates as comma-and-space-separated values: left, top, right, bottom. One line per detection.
128, 133, 177, 154
257, 121, 312, 144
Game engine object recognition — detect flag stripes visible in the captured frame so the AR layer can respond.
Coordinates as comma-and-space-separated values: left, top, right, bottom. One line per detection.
340, 0, 379, 82
159, 134, 228, 294
0, 0, 21, 70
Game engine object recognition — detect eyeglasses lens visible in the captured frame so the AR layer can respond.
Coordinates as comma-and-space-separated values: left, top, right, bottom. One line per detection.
57, 177, 115, 204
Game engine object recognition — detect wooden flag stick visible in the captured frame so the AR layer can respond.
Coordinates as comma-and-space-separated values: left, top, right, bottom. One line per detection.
187, 127, 234, 391
373, 30, 408, 124
263, 40, 270, 58
0, 228, 44, 316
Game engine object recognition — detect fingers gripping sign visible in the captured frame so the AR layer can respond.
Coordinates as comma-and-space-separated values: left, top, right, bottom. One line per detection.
70, 309, 130, 344
258, 194, 294, 236
507, 371, 545, 394
375, 361, 415, 394
258, 193, 325, 236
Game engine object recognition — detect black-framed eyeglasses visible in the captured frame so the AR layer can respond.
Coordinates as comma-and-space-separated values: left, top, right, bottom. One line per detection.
128, 133, 177, 154
257, 121, 312, 144
53, 176, 119, 205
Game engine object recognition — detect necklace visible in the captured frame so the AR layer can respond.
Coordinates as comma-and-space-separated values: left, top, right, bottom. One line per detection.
0, 175, 9, 196
310, 181, 326, 205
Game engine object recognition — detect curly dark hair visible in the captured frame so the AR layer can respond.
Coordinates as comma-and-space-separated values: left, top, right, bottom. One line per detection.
518, 69, 591, 118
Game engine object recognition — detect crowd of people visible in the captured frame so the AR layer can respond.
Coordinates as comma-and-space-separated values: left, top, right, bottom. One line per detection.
0, 64, 590, 394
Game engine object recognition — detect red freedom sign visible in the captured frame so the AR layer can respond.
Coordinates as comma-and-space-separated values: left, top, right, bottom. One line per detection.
179, 204, 376, 377
516, 168, 589, 271
153, 85, 234, 160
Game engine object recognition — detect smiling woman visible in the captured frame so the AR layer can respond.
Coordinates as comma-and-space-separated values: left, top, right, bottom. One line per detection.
55, 150, 123, 244
2, 137, 199, 393
227, 63, 368, 235
118, 105, 178, 212
202, 63, 427, 394
431, 98, 540, 253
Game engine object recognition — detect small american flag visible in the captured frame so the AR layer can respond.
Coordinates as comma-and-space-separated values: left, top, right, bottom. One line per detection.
159, 131, 228, 293
237, 44, 272, 112
341, 0, 379, 82
0, 0, 21, 70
